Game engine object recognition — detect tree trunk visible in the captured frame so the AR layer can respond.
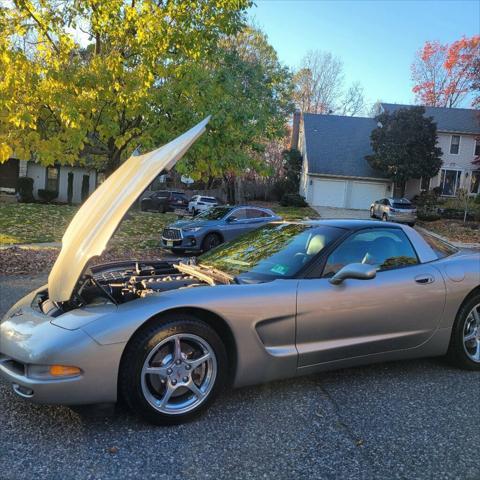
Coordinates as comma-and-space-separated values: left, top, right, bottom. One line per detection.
224, 175, 236, 204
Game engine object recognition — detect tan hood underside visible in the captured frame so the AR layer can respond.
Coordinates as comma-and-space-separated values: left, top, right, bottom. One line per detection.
48, 117, 210, 303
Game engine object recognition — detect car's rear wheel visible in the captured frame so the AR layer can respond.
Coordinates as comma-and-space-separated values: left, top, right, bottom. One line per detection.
447, 294, 480, 370
202, 233, 222, 252
119, 314, 228, 425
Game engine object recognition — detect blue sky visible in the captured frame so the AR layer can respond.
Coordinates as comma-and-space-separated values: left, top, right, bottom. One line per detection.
249, 0, 480, 110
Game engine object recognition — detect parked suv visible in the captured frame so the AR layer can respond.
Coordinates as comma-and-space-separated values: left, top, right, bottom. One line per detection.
188, 195, 219, 215
161, 205, 281, 253
370, 197, 417, 226
140, 190, 188, 213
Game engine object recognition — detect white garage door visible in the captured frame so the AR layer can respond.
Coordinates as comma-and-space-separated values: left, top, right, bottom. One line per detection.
348, 181, 386, 209
311, 179, 346, 207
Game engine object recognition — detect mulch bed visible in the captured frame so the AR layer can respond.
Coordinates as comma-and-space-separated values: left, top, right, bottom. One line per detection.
0, 246, 170, 276
418, 219, 480, 244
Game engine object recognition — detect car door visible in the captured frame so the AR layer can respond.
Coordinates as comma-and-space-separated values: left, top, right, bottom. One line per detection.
296, 227, 446, 367
222, 208, 249, 241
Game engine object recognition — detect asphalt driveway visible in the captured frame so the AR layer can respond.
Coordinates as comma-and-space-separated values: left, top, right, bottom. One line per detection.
314, 206, 371, 219
1, 275, 479, 480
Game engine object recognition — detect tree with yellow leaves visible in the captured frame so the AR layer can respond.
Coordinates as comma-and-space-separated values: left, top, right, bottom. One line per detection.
0, 0, 255, 173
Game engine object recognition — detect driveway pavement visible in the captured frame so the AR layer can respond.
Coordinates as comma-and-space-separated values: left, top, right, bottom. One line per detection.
315, 206, 371, 219
1, 275, 479, 480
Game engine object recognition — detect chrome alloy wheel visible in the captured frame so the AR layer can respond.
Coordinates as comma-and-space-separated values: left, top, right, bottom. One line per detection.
463, 303, 480, 363
141, 333, 217, 415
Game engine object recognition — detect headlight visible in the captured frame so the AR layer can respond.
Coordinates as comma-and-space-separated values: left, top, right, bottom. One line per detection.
182, 227, 202, 233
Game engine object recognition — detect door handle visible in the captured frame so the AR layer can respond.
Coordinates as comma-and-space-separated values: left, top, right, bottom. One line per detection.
414, 274, 434, 284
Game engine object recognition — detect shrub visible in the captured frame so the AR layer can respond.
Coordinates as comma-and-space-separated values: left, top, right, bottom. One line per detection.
16, 176, 34, 203
475, 194, 480, 205
280, 193, 308, 207
270, 179, 289, 201
417, 211, 440, 221
37, 189, 58, 203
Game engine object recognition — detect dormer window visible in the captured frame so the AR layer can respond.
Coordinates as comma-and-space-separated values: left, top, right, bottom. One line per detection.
449, 135, 460, 154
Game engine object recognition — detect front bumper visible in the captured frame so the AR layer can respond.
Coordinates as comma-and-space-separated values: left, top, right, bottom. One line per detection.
0, 290, 124, 405
161, 233, 203, 251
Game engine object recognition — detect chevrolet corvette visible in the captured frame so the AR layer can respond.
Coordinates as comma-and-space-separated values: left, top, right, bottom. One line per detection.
1, 118, 479, 425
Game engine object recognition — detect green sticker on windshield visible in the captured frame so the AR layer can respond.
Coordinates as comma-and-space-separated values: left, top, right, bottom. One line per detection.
270, 264, 289, 275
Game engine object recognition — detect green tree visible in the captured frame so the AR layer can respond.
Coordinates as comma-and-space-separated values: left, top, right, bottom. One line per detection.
168, 26, 294, 202
366, 106, 443, 196
0, 0, 252, 171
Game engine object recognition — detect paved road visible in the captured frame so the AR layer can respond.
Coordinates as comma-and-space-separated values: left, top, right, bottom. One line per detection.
1, 275, 479, 480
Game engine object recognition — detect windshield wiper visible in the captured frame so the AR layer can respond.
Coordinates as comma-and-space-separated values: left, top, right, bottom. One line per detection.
174, 262, 233, 286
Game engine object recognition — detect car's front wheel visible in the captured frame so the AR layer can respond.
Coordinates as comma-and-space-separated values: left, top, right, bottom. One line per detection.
370, 207, 375, 218
448, 294, 480, 370
382, 213, 388, 222
119, 314, 228, 425
202, 233, 222, 252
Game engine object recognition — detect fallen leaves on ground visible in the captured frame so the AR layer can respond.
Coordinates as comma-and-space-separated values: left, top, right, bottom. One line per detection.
0, 246, 170, 276
419, 219, 480, 243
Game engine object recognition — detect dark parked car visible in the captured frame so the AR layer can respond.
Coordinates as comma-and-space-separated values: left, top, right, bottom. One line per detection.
161, 205, 281, 253
140, 190, 188, 213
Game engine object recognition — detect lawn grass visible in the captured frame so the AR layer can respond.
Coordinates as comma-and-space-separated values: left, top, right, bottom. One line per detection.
0, 202, 318, 247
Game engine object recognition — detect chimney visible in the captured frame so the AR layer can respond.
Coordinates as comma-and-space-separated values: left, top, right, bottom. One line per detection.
290, 110, 301, 150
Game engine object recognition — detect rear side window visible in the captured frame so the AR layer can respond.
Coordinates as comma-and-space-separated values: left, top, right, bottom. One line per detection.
201, 197, 217, 203
247, 209, 270, 218
322, 228, 419, 277
419, 232, 458, 258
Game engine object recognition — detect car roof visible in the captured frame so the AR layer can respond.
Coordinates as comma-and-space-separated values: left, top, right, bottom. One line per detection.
297, 218, 406, 230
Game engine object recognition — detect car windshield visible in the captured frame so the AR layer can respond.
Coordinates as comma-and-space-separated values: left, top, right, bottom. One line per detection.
198, 223, 343, 281
196, 206, 233, 220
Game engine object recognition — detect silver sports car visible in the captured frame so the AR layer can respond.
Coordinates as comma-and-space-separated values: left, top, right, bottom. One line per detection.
1, 119, 479, 425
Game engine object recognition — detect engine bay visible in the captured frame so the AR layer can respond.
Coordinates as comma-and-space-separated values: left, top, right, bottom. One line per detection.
88, 260, 208, 303
38, 260, 210, 315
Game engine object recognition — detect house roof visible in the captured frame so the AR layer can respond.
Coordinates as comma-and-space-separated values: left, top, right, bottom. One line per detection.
381, 103, 480, 135
302, 113, 388, 180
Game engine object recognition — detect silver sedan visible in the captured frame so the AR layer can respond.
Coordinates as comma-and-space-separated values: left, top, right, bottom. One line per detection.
1, 120, 479, 425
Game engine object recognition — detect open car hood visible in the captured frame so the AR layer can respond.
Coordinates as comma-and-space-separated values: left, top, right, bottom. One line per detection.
48, 117, 210, 303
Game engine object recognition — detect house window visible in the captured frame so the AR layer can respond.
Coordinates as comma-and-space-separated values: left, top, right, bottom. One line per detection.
449, 135, 460, 154
471, 171, 480, 195
45, 166, 59, 191
439, 169, 461, 196
475, 140, 480, 157
420, 177, 430, 191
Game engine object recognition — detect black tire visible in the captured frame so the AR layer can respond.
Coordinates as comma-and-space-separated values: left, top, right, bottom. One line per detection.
382, 213, 388, 222
370, 207, 375, 218
159, 204, 167, 213
119, 314, 228, 425
202, 233, 222, 252
447, 293, 480, 370
408, 222, 415, 227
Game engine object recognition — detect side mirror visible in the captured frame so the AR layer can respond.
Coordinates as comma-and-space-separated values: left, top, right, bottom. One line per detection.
226, 216, 237, 223
329, 263, 377, 285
